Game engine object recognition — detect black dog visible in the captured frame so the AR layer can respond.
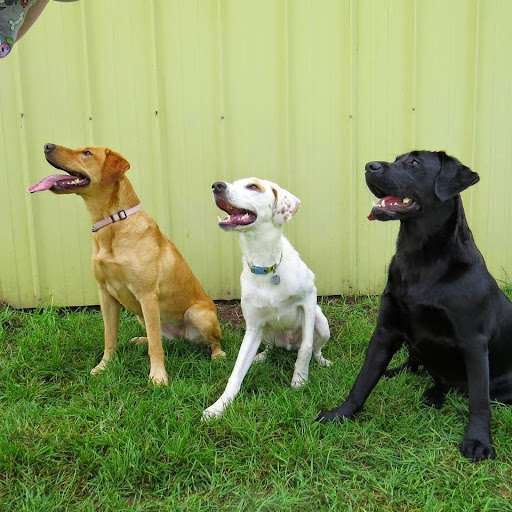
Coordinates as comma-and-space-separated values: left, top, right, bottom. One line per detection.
317, 150, 512, 462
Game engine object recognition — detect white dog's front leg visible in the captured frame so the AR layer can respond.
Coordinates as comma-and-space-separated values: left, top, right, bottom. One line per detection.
292, 302, 316, 388
202, 326, 262, 420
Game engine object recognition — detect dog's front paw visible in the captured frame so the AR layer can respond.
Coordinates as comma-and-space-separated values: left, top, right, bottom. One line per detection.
460, 437, 495, 462
315, 409, 346, 424
315, 403, 355, 424
291, 372, 308, 388
149, 368, 169, 386
202, 405, 224, 421
90, 359, 108, 375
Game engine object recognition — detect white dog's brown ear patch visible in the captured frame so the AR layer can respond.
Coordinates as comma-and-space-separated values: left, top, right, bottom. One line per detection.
271, 184, 301, 226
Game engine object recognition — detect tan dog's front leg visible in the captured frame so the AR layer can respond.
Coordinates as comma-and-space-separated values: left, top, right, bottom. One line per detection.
140, 293, 168, 385
91, 285, 120, 375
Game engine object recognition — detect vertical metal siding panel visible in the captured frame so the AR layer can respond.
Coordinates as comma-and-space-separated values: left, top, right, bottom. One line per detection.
220, 0, 288, 298
287, 0, 351, 295
20, 2, 94, 306
355, 0, 414, 294
3, 1, 92, 307
414, 0, 477, 160
82, 1, 157, 194
471, 0, 512, 285
80, 0, 165, 302
152, 0, 227, 299
0, 55, 39, 307
222, 0, 287, 178
190, 1, 229, 298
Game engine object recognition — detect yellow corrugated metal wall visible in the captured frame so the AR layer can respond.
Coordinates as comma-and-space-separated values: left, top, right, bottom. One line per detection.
1, 0, 512, 308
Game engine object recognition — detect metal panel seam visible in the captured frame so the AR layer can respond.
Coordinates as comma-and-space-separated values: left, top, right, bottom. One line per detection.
148, 0, 165, 225
349, 0, 358, 292
412, 0, 418, 147
468, 0, 481, 227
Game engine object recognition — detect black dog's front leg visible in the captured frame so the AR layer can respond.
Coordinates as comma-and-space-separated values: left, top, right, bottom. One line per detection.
316, 319, 403, 423
459, 337, 495, 461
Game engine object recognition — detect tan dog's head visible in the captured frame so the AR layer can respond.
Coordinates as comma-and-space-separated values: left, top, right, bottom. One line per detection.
212, 178, 301, 231
27, 143, 130, 195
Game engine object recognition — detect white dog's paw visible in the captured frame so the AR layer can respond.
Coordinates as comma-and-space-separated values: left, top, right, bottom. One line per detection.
253, 351, 268, 363
315, 355, 333, 367
291, 373, 308, 388
149, 367, 169, 386
202, 405, 224, 421
90, 359, 108, 375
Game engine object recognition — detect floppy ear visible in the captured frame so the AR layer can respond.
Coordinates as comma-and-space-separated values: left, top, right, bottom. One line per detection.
434, 152, 479, 201
100, 149, 131, 186
271, 183, 301, 226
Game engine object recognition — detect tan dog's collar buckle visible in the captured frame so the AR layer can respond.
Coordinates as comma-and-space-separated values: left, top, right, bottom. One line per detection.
92, 204, 141, 233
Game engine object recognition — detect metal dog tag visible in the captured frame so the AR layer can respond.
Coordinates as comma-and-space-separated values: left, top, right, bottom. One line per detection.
271, 273, 281, 285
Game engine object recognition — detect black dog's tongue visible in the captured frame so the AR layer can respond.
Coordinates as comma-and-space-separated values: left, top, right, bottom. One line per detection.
368, 196, 411, 221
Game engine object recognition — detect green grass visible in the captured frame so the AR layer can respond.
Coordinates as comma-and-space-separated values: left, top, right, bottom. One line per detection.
0, 297, 511, 511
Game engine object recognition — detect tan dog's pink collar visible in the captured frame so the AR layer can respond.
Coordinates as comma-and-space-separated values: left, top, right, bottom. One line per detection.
92, 204, 141, 233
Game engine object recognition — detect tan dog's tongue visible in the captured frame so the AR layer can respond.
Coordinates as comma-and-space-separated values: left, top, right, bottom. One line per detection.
27, 174, 71, 193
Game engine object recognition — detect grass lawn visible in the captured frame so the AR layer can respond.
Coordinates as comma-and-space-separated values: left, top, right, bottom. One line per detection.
1, 296, 511, 511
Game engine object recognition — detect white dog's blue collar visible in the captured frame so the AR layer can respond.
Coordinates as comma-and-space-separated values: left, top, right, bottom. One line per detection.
249, 253, 282, 284
249, 253, 282, 274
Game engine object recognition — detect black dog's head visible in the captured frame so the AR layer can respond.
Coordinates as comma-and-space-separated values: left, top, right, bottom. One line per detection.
365, 151, 480, 221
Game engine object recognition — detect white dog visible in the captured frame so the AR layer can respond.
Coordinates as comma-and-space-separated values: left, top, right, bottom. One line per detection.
202, 178, 331, 419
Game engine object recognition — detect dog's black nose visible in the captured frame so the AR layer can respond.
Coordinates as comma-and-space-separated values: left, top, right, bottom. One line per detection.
44, 143, 56, 154
212, 181, 227, 193
365, 161, 382, 172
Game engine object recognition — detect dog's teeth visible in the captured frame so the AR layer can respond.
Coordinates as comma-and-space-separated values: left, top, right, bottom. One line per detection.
372, 201, 376, 207
217, 216, 223, 222
403, 197, 412, 204
381, 199, 386, 207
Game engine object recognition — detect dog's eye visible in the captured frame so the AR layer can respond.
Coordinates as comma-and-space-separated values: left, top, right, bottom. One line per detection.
410, 159, 419, 166
82, 150, 92, 156
246, 184, 259, 191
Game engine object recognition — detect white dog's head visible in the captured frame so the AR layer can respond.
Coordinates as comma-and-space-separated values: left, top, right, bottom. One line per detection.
212, 178, 301, 230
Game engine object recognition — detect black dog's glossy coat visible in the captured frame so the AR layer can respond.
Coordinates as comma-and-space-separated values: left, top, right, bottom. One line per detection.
317, 151, 512, 461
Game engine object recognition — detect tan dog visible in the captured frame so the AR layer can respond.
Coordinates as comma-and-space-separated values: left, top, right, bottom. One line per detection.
28, 143, 225, 384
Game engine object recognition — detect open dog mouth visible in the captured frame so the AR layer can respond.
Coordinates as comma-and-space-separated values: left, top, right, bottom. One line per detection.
367, 196, 419, 221
216, 198, 257, 229
27, 160, 90, 193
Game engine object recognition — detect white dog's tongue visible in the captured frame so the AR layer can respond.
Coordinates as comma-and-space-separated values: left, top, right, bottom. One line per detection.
27, 174, 70, 193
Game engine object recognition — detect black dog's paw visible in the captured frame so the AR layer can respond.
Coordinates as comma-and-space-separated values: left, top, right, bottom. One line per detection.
315, 408, 354, 424
315, 410, 338, 423
460, 438, 496, 462
422, 385, 446, 409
